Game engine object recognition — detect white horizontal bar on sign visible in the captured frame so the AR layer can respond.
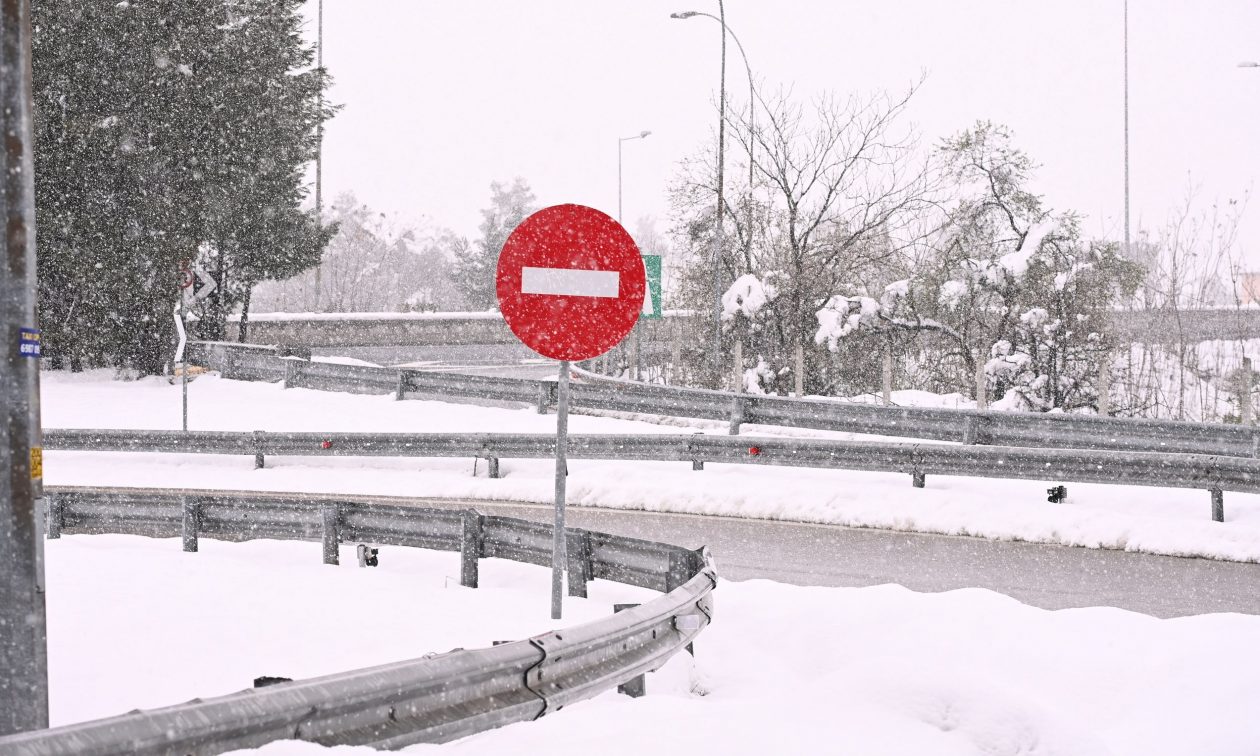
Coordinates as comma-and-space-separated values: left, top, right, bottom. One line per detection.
521, 267, 620, 298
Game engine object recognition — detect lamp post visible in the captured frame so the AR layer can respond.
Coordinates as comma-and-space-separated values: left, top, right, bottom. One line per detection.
1123, 0, 1130, 262
670, 10, 755, 192
619, 130, 651, 380
670, 2, 727, 387
618, 130, 651, 224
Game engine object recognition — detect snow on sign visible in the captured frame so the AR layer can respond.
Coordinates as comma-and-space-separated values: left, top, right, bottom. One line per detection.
496, 204, 645, 361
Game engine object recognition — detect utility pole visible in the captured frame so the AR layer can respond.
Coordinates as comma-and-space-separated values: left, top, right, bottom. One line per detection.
312, 0, 324, 311
0, 0, 49, 735
1123, 0, 1130, 260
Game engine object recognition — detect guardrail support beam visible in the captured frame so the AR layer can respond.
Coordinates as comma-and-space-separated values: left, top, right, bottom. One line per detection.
962, 417, 979, 445
691, 459, 704, 471
728, 397, 746, 436
1211, 488, 1224, 522
566, 530, 592, 598
395, 371, 410, 401
322, 504, 341, 565
181, 496, 201, 552
536, 381, 555, 414
460, 509, 484, 588
44, 496, 61, 540
253, 430, 266, 469
487, 457, 501, 479
613, 604, 646, 698
912, 472, 926, 488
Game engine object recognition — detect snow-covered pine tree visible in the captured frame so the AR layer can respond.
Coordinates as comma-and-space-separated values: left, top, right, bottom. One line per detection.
454, 178, 536, 310
32, 0, 335, 371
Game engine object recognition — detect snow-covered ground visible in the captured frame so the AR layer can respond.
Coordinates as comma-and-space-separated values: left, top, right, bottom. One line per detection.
40, 370, 1260, 562
44, 534, 1260, 755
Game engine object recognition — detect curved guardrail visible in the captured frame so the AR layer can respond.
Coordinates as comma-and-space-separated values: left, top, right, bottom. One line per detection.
191, 342, 1260, 459
0, 488, 715, 754
42, 429, 1253, 521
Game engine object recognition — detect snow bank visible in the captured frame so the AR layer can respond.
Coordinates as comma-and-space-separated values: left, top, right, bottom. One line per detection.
43, 536, 1260, 756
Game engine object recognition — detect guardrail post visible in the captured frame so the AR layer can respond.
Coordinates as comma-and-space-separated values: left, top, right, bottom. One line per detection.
962, 416, 983, 445
1252, 433, 1260, 459
536, 381, 555, 414
566, 530, 592, 598
912, 472, 926, 488
253, 430, 266, 469
613, 604, 646, 698
395, 370, 410, 401
322, 504, 341, 565
487, 457, 501, 479
1210, 488, 1224, 523
182, 496, 201, 552
283, 358, 302, 389
44, 495, 62, 540
728, 397, 746, 436
460, 509, 484, 588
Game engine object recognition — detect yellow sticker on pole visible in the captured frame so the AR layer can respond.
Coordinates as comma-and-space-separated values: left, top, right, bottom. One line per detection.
30, 447, 42, 480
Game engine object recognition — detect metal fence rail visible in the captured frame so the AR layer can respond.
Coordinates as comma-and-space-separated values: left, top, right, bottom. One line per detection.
188, 342, 1260, 459
0, 489, 715, 754
42, 428, 1254, 521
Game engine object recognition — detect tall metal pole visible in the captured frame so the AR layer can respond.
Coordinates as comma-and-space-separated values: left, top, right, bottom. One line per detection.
618, 131, 651, 380
0, 0, 48, 735
550, 360, 571, 619
1123, 0, 1130, 260
712, 0, 727, 387
312, 0, 324, 311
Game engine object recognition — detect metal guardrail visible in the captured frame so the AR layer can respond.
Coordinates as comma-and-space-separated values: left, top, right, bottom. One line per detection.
42, 429, 1250, 521
189, 342, 1260, 460
0, 488, 715, 754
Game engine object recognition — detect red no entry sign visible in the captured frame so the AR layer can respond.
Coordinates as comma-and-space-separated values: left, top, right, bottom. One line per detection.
496, 204, 645, 361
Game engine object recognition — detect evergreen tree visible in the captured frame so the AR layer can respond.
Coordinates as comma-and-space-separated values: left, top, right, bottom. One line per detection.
32, 0, 334, 372
454, 178, 536, 309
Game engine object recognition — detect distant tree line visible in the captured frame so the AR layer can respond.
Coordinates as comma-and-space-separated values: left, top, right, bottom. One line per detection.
33, 0, 333, 374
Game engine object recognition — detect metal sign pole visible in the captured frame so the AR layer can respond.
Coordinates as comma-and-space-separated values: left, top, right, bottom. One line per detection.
0, 0, 48, 734
173, 300, 188, 431
551, 360, 570, 619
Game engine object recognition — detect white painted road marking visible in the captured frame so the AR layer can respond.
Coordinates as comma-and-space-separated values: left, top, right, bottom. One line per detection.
521, 267, 620, 298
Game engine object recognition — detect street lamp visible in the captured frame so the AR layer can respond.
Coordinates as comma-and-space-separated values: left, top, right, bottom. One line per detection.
618, 130, 651, 224
670, 2, 728, 387
670, 11, 755, 192
619, 130, 651, 380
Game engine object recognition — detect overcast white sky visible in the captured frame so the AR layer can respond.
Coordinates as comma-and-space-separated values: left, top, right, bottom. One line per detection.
304, 1, 1260, 264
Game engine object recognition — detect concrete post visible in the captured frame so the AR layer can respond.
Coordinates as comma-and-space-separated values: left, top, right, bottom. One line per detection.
1097, 355, 1111, 416
1240, 357, 1253, 426
733, 339, 743, 393
975, 356, 987, 410
882, 347, 893, 406
794, 342, 805, 396
1211, 488, 1225, 523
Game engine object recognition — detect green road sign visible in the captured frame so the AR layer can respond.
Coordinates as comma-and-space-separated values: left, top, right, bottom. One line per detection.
640, 255, 662, 320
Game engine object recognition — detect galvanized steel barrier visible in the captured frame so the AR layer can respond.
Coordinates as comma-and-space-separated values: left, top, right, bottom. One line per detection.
190, 342, 1260, 459
42, 428, 1253, 521
0, 488, 715, 754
